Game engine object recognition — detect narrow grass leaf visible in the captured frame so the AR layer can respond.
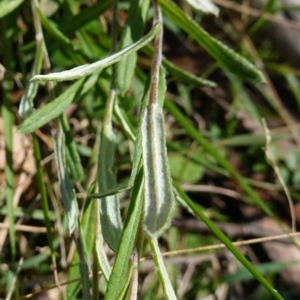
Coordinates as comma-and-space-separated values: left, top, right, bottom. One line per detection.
98, 90, 122, 252
36, 5, 79, 51
114, 99, 136, 141
149, 238, 177, 300
32, 134, 55, 256
163, 56, 216, 87
58, 0, 112, 38
41, 0, 112, 54
142, 103, 174, 236
185, 0, 219, 16
73, 226, 92, 300
164, 99, 273, 216
18, 72, 99, 133
60, 113, 84, 181
174, 182, 284, 300
31, 23, 161, 82
88, 180, 130, 198
67, 185, 97, 298
94, 199, 111, 281
0, 0, 24, 18
54, 127, 79, 233
159, 0, 265, 82
19, 39, 43, 119
104, 170, 144, 300
142, 45, 216, 87
116, 0, 150, 94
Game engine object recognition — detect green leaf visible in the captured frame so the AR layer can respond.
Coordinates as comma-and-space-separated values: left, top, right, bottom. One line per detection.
159, 0, 265, 82
185, 0, 219, 16
37, 4, 79, 51
58, 0, 112, 38
88, 180, 130, 198
142, 103, 174, 236
174, 182, 284, 300
160, 54, 216, 87
0, 0, 24, 18
54, 127, 78, 233
116, 0, 150, 94
104, 170, 144, 300
94, 199, 112, 281
18, 72, 100, 133
19, 39, 44, 119
169, 153, 204, 183
60, 113, 84, 181
31, 23, 161, 82
97, 90, 123, 252
67, 185, 98, 298
74, 225, 92, 300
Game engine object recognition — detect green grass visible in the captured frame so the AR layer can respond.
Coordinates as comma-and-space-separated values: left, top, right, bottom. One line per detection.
1, 0, 300, 299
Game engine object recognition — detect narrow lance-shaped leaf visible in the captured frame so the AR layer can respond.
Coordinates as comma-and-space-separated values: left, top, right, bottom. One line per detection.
31, 23, 161, 82
116, 0, 150, 94
54, 126, 79, 233
104, 170, 144, 300
174, 182, 284, 300
36, 4, 79, 51
18, 71, 100, 133
73, 225, 92, 300
67, 184, 97, 298
0, 0, 24, 18
94, 198, 111, 281
141, 7, 174, 236
19, 39, 44, 119
97, 90, 123, 252
142, 102, 174, 236
60, 113, 84, 181
142, 45, 216, 87
159, 0, 265, 83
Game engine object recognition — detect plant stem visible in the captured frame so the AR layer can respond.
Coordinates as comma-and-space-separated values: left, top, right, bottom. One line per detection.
149, 0, 163, 107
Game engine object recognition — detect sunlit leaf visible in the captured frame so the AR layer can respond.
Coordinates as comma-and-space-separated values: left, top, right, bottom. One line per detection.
31, 23, 161, 82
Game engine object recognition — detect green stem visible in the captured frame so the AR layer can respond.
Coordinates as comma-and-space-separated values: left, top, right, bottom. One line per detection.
32, 134, 54, 252
1, 15, 16, 257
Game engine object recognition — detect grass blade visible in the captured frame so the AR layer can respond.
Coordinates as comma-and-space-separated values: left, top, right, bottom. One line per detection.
18, 39, 43, 118
37, 4, 79, 51
104, 170, 144, 300
164, 99, 273, 215
60, 113, 84, 181
116, 0, 150, 94
149, 238, 177, 300
159, 0, 265, 82
174, 182, 284, 300
73, 226, 92, 300
67, 186, 96, 299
